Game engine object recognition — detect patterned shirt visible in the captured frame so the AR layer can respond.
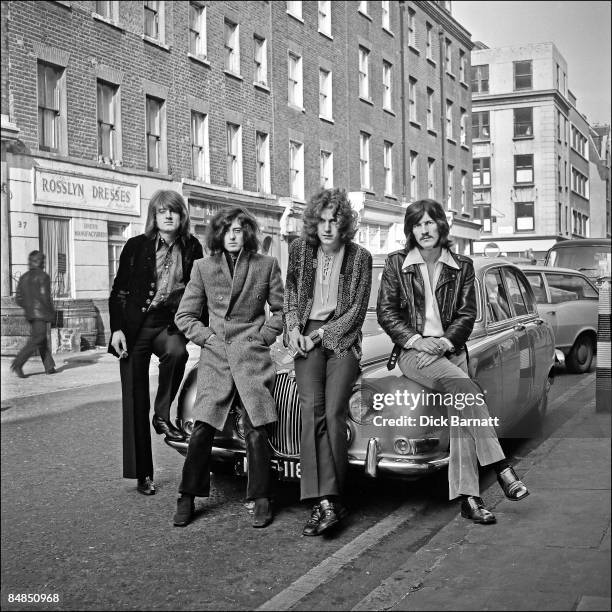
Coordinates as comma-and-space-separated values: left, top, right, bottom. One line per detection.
149, 234, 184, 309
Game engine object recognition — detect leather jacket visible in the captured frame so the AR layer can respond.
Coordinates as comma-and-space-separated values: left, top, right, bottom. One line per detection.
15, 268, 56, 322
377, 249, 477, 366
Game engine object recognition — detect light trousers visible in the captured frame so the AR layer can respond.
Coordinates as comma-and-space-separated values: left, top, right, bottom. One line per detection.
398, 349, 505, 499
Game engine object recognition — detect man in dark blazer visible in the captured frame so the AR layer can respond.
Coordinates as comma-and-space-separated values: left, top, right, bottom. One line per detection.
109, 190, 203, 496
173, 207, 284, 528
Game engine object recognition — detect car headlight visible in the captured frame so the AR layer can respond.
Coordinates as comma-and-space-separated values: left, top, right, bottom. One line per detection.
348, 387, 377, 424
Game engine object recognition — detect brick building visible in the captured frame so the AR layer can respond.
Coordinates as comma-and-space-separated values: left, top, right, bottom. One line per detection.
588, 123, 612, 239
470, 41, 599, 260
1, 0, 475, 344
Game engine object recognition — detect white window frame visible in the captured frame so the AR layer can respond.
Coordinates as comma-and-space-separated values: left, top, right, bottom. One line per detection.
359, 46, 370, 100
256, 131, 271, 194
189, 2, 207, 59
320, 149, 333, 189
97, 79, 121, 164
359, 132, 371, 190
288, 51, 303, 108
253, 35, 268, 86
407, 8, 416, 47
381, 0, 390, 30
460, 108, 467, 145
445, 38, 452, 74
382, 61, 392, 110
191, 111, 209, 182
408, 77, 417, 122
447, 165, 454, 209
459, 50, 466, 82
426, 88, 434, 130
95, 0, 119, 22
318, 0, 331, 36
427, 158, 435, 198
473, 157, 491, 187
226, 122, 243, 189
319, 68, 333, 119
224, 19, 240, 75
446, 99, 453, 139
146, 95, 166, 173
286, 0, 303, 21
426, 23, 433, 60
383, 141, 393, 195
289, 140, 304, 200
409, 151, 418, 200
461, 171, 467, 210
38, 61, 67, 154
144, 0, 164, 42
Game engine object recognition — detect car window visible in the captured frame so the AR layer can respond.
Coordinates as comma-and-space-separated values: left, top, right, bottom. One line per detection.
484, 269, 512, 323
548, 244, 611, 276
502, 268, 530, 316
524, 272, 548, 304
510, 268, 537, 314
545, 273, 598, 304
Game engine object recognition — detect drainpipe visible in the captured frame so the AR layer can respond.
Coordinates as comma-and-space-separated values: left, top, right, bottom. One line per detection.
398, 1, 407, 200
439, 27, 447, 205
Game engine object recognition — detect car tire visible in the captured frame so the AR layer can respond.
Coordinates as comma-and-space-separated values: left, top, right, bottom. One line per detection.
566, 334, 595, 374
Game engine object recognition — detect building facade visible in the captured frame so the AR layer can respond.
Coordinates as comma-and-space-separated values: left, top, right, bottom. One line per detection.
1, 0, 475, 342
470, 41, 597, 260
589, 123, 612, 238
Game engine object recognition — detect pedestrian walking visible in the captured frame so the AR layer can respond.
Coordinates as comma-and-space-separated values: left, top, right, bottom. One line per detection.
377, 198, 530, 524
108, 190, 203, 496
11, 250, 56, 378
284, 188, 372, 536
172, 207, 284, 528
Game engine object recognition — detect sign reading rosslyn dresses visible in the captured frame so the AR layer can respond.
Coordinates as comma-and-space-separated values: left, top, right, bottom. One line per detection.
33, 168, 140, 216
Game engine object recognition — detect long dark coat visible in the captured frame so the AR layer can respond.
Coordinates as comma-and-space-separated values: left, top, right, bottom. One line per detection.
175, 250, 284, 430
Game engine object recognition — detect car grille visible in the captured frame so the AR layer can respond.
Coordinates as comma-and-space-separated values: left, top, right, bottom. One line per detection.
270, 372, 301, 458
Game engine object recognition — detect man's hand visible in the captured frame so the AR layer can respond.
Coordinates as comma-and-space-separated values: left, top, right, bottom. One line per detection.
111, 330, 128, 357
413, 337, 446, 356
414, 350, 441, 369
288, 327, 307, 358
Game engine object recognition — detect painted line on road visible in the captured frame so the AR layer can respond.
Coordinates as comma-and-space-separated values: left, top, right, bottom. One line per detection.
257, 373, 596, 611
256, 503, 418, 611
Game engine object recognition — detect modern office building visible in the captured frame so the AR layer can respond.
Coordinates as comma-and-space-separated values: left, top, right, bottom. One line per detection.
1, 1, 475, 344
470, 41, 598, 260
588, 123, 612, 238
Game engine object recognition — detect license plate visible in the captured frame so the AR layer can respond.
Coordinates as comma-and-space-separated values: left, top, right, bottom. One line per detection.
243, 457, 301, 480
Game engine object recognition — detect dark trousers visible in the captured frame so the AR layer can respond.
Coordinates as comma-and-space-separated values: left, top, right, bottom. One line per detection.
294, 321, 360, 501
121, 312, 188, 480
179, 406, 272, 500
12, 319, 55, 373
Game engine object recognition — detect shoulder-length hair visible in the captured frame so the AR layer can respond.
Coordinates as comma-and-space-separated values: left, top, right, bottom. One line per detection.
206, 207, 260, 254
404, 198, 453, 251
302, 188, 358, 247
144, 190, 191, 242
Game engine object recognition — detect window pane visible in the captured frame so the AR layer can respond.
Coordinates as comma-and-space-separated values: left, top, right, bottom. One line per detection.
484, 269, 512, 322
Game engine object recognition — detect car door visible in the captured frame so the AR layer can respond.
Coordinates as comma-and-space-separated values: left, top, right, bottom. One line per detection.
483, 267, 520, 429
544, 272, 599, 351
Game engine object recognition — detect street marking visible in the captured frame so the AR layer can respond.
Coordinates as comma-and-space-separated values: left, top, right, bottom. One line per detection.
257, 373, 595, 611
256, 504, 418, 611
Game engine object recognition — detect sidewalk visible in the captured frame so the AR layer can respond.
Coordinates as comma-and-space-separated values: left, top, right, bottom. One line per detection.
353, 396, 611, 611
0, 342, 201, 407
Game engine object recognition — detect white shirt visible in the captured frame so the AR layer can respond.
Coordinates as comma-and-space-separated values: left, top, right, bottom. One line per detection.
401, 247, 460, 351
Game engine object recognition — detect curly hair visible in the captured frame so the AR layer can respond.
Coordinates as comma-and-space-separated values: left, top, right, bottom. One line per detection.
206, 207, 260, 254
302, 188, 358, 246
144, 190, 191, 242
403, 199, 453, 251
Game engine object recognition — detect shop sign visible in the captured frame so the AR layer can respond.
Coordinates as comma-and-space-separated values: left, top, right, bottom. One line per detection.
33, 168, 140, 216
74, 218, 108, 242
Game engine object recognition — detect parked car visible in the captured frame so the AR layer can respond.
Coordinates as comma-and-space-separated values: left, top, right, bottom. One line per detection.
519, 265, 599, 373
544, 239, 611, 283
167, 258, 556, 482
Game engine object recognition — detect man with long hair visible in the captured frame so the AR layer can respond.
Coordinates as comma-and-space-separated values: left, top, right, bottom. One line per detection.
173, 207, 284, 528
109, 190, 203, 496
377, 199, 529, 524
284, 188, 372, 536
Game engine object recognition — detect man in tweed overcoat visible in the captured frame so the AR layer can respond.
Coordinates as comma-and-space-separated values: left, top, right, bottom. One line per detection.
173, 207, 284, 528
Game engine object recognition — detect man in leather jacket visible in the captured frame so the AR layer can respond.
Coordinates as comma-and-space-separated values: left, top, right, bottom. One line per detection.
11, 251, 56, 378
377, 199, 529, 525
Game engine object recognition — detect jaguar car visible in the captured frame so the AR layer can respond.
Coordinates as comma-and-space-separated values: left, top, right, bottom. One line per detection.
166, 257, 557, 482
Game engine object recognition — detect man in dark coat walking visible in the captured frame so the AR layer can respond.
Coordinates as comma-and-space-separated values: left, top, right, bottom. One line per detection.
109, 190, 203, 496
173, 207, 284, 528
11, 250, 56, 378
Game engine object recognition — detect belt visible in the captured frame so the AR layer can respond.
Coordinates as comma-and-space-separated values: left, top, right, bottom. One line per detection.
386, 342, 464, 371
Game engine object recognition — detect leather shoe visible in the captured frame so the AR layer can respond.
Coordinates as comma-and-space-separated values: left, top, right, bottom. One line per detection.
317, 498, 347, 535
460, 496, 496, 524
497, 467, 529, 501
173, 495, 195, 527
152, 415, 185, 442
136, 476, 156, 496
302, 503, 323, 536
252, 497, 273, 528
10, 364, 26, 378
46, 368, 57, 375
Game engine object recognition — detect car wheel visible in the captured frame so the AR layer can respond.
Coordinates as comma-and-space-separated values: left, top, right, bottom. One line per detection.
566, 334, 595, 374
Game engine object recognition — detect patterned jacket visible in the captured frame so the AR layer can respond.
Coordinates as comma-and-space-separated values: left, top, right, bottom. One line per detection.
283, 238, 372, 359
